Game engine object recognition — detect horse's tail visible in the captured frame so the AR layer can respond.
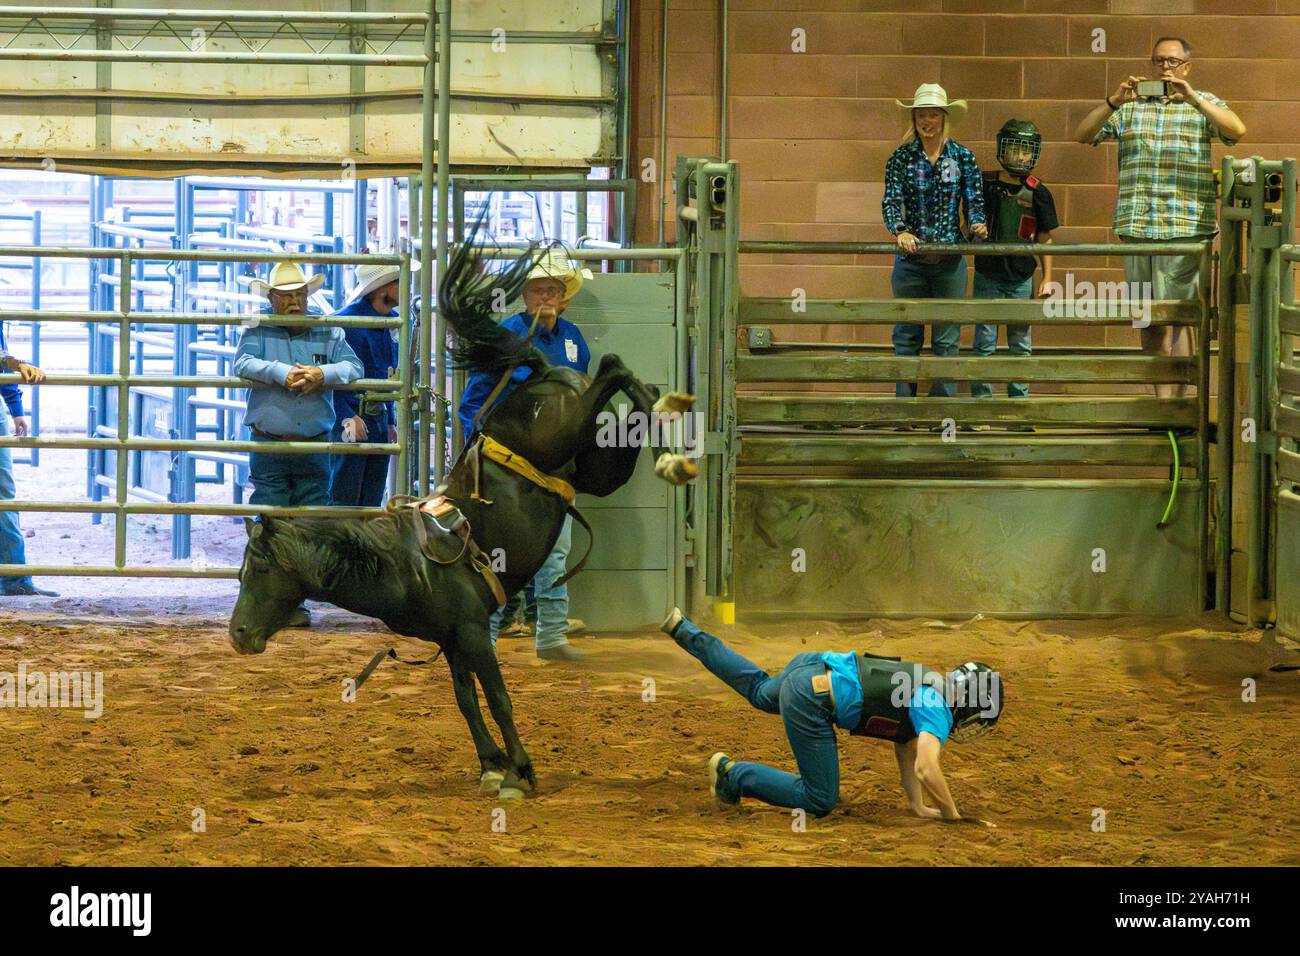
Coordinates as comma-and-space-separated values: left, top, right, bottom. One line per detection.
439, 211, 548, 378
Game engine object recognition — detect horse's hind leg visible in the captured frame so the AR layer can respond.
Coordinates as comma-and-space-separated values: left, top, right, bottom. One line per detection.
444, 647, 512, 793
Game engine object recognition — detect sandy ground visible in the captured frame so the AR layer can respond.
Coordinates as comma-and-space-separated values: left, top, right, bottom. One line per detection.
1, 602, 1298, 867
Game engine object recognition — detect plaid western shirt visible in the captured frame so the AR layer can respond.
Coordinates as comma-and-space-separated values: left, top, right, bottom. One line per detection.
881, 138, 985, 242
1092, 91, 1236, 239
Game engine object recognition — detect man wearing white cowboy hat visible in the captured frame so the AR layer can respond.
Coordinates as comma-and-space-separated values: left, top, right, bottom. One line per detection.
456, 243, 593, 662
235, 261, 363, 626
882, 83, 987, 403
328, 260, 418, 507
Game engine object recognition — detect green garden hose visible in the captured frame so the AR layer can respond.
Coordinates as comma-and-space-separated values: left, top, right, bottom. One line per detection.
1157, 430, 1179, 529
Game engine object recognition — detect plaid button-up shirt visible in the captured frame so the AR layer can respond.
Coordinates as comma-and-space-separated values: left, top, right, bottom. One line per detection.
1092, 92, 1236, 239
881, 138, 985, 242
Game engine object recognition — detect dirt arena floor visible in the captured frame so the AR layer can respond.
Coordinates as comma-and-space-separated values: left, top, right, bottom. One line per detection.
2, 599, 1298, 867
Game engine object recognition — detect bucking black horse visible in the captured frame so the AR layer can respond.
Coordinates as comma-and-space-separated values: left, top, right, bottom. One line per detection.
228, 228, 697, 798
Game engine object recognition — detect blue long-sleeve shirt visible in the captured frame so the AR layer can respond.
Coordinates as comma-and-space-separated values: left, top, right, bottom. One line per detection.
234, 312, 362, 439
457, 311, 591, 441
0, 323, 25, 417
331, 298, 399, 437
881, 137, 986, 245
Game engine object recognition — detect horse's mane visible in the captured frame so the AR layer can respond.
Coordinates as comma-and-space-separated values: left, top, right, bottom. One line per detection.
440, 212, 549, 380
263, 517, 391, 591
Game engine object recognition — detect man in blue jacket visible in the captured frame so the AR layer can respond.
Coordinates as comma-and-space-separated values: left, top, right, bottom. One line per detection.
457, 246, 592, 662
329, 262, 410, 507
234, 262, 362, 627
0, 329, 56, 596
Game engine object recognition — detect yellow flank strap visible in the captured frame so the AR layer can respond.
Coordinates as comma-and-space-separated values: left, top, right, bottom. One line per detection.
479, 435, 576, 505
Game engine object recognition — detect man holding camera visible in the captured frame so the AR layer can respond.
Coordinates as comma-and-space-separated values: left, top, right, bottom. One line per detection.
1074, 37, 1245, 400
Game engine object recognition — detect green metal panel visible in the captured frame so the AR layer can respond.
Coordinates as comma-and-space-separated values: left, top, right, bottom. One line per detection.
1277, 491, 1300, 641
560, 270, 682, 628
733, 481, 1203, 618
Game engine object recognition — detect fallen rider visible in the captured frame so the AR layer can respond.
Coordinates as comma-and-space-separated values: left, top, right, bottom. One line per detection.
659, 608, 1003, 823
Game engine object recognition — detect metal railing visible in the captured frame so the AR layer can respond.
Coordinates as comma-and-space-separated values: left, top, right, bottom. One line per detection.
0, 246, 412, 579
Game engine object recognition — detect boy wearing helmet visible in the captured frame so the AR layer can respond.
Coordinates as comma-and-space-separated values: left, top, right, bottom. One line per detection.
970, 119, 1058, 412
659, 608, 1002, 821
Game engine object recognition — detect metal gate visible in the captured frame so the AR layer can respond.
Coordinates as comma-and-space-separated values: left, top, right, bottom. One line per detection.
0, 246, 412, 580
684, 157, 1214, 620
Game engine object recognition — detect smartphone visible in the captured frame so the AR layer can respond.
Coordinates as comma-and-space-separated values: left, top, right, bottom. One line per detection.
1136, 79, 1170, 99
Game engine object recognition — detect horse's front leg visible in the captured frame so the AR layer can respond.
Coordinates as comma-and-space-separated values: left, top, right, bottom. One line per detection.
460, 634, 534, 799
444, 646, 512, 793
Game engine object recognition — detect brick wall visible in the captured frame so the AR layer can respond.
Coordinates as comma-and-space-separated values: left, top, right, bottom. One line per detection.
632, 0, 1297, 339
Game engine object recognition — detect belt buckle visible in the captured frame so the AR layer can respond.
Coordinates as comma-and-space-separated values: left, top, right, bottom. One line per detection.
811, 673, 831, 696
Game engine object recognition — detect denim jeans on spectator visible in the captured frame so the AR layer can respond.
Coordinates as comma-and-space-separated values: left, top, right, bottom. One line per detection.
0, 414, 35, 593
248, 431, 332, 507
490, 514, 572, 652
673, 617, 841, 817
971, 272, 1034, 398
891, 255, 967, 398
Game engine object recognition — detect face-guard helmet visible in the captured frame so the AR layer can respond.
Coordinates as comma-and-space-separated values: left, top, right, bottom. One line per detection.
946, 661, 1003, 743
996, 119, 1042, 178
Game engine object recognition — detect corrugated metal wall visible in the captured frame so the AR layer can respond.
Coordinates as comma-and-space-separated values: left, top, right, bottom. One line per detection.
0, 1, 617, 176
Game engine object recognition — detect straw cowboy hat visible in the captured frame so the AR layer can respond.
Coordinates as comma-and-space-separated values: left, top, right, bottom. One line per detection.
526, 244, 593, 308
895, 83, 967, 124
343, 259, 420, 306
249, 261, 326, 298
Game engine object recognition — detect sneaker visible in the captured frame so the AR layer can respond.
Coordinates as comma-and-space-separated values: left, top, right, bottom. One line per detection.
0, 583, 59, 597
566, 618, 586, 636
660, 606, 684, 638
499, 620, 533, 639
708, 752, 740, 805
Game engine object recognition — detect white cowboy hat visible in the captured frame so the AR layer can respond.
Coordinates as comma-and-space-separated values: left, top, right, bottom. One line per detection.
343, 259, 420, 306
526, 245, 593, 307
895, 83, 967, 124
249, 261, 327, 298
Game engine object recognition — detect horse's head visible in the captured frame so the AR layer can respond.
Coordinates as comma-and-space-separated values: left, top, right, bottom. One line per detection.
228, 518, 307, 654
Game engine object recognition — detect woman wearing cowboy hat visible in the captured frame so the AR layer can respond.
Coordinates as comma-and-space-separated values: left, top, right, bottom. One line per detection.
328, 261, 417, 507
456, 245, 593, 662
234, 261, 363, 626
881, 83, 987, 403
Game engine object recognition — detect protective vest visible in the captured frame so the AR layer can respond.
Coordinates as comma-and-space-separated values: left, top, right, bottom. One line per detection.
849, 653, 948, 743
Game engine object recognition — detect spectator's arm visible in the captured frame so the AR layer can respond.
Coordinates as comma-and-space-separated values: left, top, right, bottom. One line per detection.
1197, 93, 1245, 144
1, 383, 23, 418
233, 332, 291, 386
320, 331, 363, 386
457, 373, 493, 442
881, 152, 908, 235
961, 150, 986, 228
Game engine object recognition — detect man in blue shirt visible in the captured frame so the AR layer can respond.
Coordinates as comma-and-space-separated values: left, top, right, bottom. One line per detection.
234, 262, 362, 627
457, 246, 592, 662
330, 262, 408, 507
0, 331, 57, 596
660, 607, 1003, 822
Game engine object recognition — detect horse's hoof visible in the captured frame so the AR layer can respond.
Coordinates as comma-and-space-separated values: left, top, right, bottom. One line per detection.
497, 786, 528, 801
479, 770, 505, 794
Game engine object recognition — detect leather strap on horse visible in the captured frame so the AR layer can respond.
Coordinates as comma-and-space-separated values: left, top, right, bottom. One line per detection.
385, 494, 508, 607
352, 645, 444, 692
478, 435, 576, 505
551, 504, 594, 590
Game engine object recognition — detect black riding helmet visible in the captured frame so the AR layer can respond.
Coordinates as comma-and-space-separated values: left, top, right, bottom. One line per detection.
996, 119, 1041, 178
945, 661, 1003, 743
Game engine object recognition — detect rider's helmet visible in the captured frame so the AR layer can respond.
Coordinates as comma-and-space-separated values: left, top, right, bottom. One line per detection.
946, 661, 1003, 743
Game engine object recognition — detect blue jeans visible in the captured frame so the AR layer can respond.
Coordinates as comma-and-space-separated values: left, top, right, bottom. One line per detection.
329, 421, 391, 507
248, 431, 332, 507
891, 255, 967, 398
490, 514, 572, 651
971, 272, 1033, 398
674, 618, 841, 817
0, 413, 34, 593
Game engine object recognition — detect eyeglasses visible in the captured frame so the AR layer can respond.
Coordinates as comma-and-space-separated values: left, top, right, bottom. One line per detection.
1152, 56, 1188, 68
